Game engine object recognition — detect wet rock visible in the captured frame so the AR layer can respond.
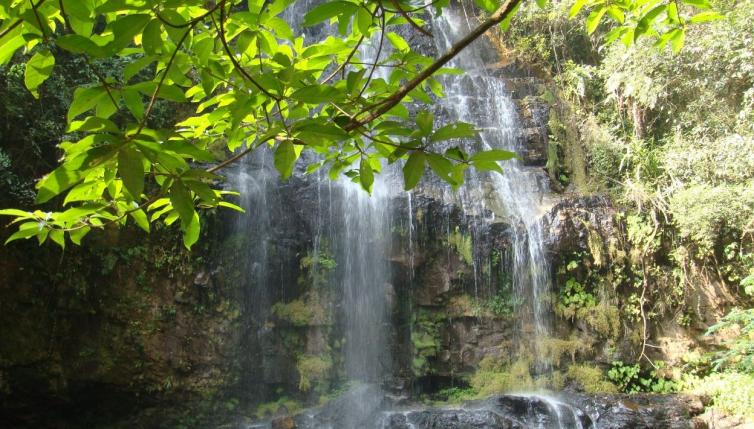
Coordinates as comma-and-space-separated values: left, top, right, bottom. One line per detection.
383, 409, 522, 429
194, 270, 211, 286
378, 393, 703, 429
545, 195, 616, 257
434, 317, 513, 375
517, 127, 548, 166
271, 416, 296, 429
567, 392, 704, 428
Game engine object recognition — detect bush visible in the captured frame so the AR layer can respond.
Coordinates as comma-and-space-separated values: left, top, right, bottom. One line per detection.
682, 372, 754, 421
565, 364, 618, 394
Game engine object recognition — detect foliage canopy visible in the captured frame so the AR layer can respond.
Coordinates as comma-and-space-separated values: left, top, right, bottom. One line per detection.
0, 0, 718, 248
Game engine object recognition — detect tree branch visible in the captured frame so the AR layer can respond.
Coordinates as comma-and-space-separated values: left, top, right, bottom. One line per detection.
345, 0, 522, 131
388, 0, 432, 37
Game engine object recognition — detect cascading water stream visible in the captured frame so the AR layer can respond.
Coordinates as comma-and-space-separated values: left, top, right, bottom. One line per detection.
234, 1, 576, 427
431, 4, 554, 354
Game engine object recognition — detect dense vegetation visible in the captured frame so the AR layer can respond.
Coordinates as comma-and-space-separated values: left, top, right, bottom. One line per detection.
502, 0, 754, 419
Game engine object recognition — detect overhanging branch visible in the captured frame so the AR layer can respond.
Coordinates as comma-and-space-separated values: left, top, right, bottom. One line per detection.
345, 0, 522, 131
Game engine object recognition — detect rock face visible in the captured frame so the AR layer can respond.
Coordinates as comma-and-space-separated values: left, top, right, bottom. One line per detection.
0, 221, 244, 427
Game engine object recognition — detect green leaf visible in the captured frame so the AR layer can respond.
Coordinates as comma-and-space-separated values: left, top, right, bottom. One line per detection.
142, 19, 164, 55
356, 6, 372, 34
445, 147, 468, 162
431, 122, 476, 142
130, 208, 150, 232
68, 86, 108, 122
63, 180, 106, 205
182, 211, 200, 249
427, 153, 458, 186
56, 34, 105, 56
123, 55, 155, 82
118, 146, 145, 198
36, 166, 85, 204
470, 149, 517, 162
218, 201, 246, 213
0, 24, 24, 65
108, 14, 151, 53
586, 6, 608, 34
69, 226, 91, 245
68, 116, 119, 133
499, 1, 521, 31
386, 32, 410, 52
184, 179, 218, 204
24, 48, 55, 98
129, 81, 186, 102
290, 85, 342, 103
569, 0, 589, 18
634, 5, 666, 42
359, 157, 374, 193
681, 0, 711, 9
605, 6, 625, 24
170, 180, 195, 224
274, 140, 297, 180
416, 111, 433, 136
670, 28, 685, 53
122, 88, 145, 120
403, 151, 426, 191
303, 1, 358, 26
0, 209, 33, 218
49, 229, 65, 249
5, 222, 43, 244
535, 0, 548, 9
472, 160, 504, 174
473, 0, 497, 13
688, 11, 723, 23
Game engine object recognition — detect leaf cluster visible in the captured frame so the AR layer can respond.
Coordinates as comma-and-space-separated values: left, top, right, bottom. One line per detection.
0, 0, 719, 248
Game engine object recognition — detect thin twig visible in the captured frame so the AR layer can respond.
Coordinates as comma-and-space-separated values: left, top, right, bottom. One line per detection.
388, 0, 432, 37
132, 24, 195, 138
207, 134, 280, 173
357, 7, 386, 99
0, 0, 47, 40
213, 1, 280, 100
29, 0, 47, 40
153, 1, 226, 29
321, 35, 365, 84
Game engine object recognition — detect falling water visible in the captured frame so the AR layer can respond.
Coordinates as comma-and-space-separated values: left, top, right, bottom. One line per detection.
234, 0, 564, 426
432, 6, 554, 351
332, 179, 393, 384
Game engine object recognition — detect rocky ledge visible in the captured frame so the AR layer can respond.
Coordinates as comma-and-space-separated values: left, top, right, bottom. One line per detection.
243, 385, 705, 429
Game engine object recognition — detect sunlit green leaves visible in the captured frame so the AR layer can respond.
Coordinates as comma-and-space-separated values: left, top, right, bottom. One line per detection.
290, 84, 343, 103
571, 0, 721, 51
386, 32, 410, 52
416, 110, 433, 136
24, 48, 55, 98
431, 122, 477, 142
274, 140, 299, 180
118, 146, 145, 199
303, 1, 358, 26
4, 0, 683, 250
359, 157, 374, 193
474, 0, 498, 13
68, 85, 109, 122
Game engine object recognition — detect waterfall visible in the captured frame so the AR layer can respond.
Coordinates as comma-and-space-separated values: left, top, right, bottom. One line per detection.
232, 0, 561, 425
431, 7, 554, 354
